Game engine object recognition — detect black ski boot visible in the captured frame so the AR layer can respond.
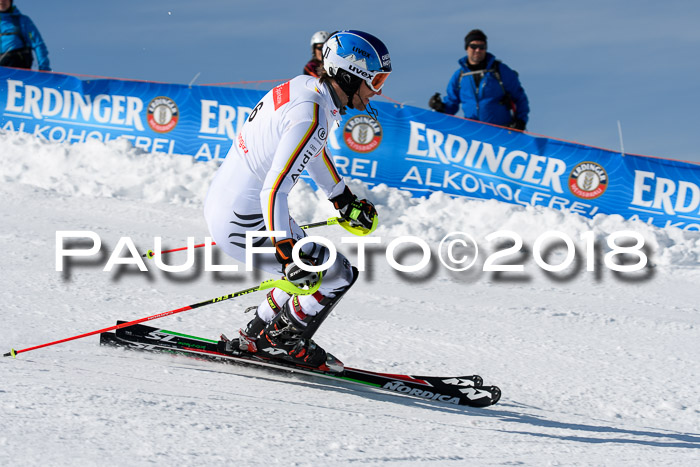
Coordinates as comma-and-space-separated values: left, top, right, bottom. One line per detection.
256, 297, 343, 372
234, 290, 286, 353
237, 313, 267, 353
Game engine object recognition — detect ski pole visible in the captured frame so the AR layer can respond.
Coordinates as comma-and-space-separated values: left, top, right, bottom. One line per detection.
143, 217, 346, 258
3, 277, 321, 359
143, 242, 208, 258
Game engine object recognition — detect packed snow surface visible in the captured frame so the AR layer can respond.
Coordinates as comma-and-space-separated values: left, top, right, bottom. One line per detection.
1, 132, 698, 465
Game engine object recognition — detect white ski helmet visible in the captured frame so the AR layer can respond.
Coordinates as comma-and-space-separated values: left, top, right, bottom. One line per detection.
310, 30, 330, 47
322, 30, 392, 94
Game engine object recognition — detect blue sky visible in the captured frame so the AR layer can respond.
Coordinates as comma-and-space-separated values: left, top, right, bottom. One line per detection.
23, 0, 700, 163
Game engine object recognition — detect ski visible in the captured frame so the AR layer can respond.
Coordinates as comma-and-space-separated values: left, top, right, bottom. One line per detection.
99, 321, 501, 407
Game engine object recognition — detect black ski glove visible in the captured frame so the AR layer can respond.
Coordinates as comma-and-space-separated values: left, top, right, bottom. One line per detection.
274, 238, 320, 288
510, 119, 526, 131
428, 92, 445, 113
330, 186, 377, 230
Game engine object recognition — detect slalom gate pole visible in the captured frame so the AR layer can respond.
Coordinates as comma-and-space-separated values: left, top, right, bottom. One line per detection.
142, 217, 343, 258
3, 277, 321, 359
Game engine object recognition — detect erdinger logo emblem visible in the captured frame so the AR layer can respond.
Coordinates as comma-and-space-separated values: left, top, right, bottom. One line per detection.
147, 96, 179, 133
568, 161, 608, 199
343, 115, 382, 153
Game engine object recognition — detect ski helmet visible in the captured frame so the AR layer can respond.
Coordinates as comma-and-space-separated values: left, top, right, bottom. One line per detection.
322, 30, 392, 95
310, 31, 330, 47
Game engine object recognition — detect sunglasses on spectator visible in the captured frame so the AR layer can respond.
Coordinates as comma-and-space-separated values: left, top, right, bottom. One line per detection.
468, 43, 487, 50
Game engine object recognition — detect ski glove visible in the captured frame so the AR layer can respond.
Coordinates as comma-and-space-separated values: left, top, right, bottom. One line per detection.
428, 93, 445, 113
510, 119, 526, 131
274, 238, 320, 288
330, 186, 377, 230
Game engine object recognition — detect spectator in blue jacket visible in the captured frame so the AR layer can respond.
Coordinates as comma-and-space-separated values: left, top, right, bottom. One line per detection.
0, 0, 51, 71
429, 29, 528, 130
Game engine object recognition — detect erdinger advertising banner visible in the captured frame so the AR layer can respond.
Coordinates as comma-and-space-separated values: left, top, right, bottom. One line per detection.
336, 103, 700, 231
2, 67, 699, 231
0, 67, 264, 162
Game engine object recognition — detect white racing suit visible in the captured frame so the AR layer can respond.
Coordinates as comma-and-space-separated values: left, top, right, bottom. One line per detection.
204, 75, 354, 324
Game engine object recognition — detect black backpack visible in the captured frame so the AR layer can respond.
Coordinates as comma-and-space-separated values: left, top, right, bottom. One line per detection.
0, 12, 33, 69
456, 60, 516, 118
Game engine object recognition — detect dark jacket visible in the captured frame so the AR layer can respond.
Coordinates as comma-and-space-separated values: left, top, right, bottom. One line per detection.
0, 6, 50, 71
303, 58, 322, 78
442, 52, 528, 126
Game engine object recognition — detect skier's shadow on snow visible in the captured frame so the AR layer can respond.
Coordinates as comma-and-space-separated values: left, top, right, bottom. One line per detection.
481, 404, 698, 449
185, 362, 698, 450
203, 363, 698, 450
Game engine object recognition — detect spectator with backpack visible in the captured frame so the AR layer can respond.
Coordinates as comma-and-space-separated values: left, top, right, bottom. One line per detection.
0, 0, 50, 71
429, 29, 528, 130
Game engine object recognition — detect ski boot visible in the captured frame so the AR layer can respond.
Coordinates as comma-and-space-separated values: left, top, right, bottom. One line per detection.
256, 297, 343, 372
236, 289, 288, 353
237, 312, 266, 353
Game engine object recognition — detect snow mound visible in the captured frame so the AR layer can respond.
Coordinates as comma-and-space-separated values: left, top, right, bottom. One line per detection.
1, 131, 698, 269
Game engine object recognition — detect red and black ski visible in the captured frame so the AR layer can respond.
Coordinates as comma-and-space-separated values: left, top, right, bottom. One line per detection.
99, 321, 501, 407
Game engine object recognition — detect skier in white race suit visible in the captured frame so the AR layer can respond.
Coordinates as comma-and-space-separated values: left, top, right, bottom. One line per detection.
204, 30, 392, 371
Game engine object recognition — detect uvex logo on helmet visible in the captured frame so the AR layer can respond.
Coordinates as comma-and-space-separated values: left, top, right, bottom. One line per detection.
352, 46, 370, 58
322, 30, 392, 78
348, 65, 373, 79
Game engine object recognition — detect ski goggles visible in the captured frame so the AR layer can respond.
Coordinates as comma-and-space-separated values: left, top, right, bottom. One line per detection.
368, 71, 390, 93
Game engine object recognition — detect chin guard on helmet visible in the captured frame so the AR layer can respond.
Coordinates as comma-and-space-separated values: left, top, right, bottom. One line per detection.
334, 69, 363, 108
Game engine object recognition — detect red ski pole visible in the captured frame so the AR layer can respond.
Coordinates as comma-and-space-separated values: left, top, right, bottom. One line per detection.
142, 242, 209, 258
4, 277, 320, 358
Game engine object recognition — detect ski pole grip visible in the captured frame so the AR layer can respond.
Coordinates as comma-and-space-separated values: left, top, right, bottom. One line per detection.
260, 276, 322, 295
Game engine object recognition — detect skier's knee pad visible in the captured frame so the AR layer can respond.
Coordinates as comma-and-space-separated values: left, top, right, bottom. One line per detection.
293, 250, 354, 318
297, 265, 359, 339
312, 249, 354, 298
300, 243, 354, 293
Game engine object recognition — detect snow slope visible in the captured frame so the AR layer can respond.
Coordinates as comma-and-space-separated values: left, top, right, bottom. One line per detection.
1, 132, 699, 466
